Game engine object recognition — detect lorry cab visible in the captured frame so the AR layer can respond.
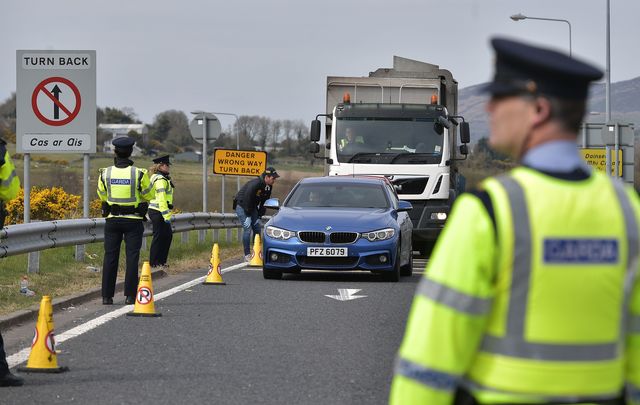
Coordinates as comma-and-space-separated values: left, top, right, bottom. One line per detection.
310, 57, 470, 255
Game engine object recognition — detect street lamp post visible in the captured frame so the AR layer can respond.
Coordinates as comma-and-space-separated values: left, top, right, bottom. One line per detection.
510, 13, 572, 57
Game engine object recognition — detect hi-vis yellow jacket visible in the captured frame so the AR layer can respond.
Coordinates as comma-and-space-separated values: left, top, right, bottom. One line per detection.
390, 167, 640, 405
148, 173, 174, 221
97, 165, 154, 220
0, 143, 19, 202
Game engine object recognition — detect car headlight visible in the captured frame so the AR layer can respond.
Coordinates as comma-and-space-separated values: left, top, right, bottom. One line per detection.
265, 226, 297, 240
362, 228, 395, 242
430, 212, 447, 221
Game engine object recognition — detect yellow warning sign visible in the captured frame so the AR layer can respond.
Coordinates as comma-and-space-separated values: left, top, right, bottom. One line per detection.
579, 148, 622, 176
213, 149, 267, 176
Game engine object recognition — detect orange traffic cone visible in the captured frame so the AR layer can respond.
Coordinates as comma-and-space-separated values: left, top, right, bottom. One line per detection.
18, 295, 69, 373
203, 243, 225, 285
249, 234, 263, 267
127, 261, 162, 317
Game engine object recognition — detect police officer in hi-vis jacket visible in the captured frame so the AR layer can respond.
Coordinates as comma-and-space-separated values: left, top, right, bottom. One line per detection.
97, 137, 154, 305
0, 138, 23, 387
148, 154, 174, 268
391, 37, 640, 405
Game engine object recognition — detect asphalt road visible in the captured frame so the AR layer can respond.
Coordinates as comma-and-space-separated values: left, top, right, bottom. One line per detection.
1, 259, 427, 405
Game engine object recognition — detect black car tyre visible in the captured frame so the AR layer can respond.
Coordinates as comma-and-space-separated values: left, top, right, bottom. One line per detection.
263, 268, 283, 280
400, 249, 413, 277
383, 245, 401, 282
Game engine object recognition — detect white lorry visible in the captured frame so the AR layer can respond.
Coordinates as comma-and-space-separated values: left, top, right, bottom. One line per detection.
310, 56, 470, 255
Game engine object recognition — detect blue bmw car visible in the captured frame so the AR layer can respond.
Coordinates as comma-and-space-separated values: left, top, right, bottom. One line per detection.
262, 176, 413, 281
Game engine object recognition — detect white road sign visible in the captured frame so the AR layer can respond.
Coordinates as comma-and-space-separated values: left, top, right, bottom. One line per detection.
16, 50, 96, 153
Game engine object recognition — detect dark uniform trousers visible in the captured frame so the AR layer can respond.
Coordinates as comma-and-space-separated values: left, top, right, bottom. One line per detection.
0, 332, 8, 376
149, 210, 172, 267
102, 218, 144, 298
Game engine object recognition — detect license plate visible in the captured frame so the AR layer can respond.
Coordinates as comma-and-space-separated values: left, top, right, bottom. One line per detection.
307, 247, 348, 257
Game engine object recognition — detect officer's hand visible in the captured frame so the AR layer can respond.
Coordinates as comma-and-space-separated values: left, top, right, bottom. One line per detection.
243, 217, 251, 228
165, 219, 171, 224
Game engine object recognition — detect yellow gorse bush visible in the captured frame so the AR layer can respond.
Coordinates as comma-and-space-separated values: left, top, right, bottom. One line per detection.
5, 187, 81, 224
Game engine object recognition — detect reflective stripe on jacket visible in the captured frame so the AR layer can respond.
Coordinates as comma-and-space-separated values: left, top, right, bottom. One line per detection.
390, 167, 640, 405
149, 173, 173, 221
97, 165, 154, 219
0, 149, 19, 202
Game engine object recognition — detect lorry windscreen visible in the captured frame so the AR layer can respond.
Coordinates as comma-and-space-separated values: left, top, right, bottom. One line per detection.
335, 117, 443, 164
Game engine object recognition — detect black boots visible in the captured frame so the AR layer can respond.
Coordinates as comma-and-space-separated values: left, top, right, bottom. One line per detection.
0, 372, 24, 387
125, 296, 135, 305
102, 297, 113, 305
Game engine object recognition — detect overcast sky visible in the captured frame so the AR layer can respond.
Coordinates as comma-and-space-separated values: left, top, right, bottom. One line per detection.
2, 0, 638, 129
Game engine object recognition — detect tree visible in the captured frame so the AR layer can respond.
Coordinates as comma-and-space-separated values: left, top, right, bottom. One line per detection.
97, 106, 139, 124
148, 110, 196, 152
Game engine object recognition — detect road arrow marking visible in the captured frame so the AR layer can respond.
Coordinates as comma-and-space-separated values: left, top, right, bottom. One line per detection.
325, 288, 367, 301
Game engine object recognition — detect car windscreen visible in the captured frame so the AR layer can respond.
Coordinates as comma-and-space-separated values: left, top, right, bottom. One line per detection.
285, 182, 390, 209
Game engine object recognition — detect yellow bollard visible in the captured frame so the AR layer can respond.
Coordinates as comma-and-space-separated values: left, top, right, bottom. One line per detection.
203, 243, 225, 285
249, 234, 263, 267
18, 295, 69, 373
127, 261, 162, 317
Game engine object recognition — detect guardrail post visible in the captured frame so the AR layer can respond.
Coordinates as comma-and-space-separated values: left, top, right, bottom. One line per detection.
226, 228, 232, 242
27, 251, 40, 274
181, 231, 189, 244
141, 236, 147, 250
213, 229, 219, 242
198, 229, 205, 243
236, 227, 241, 242
75, 244, 85, 262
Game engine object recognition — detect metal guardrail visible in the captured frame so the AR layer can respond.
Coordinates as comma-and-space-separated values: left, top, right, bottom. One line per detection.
0, 213, 243, 259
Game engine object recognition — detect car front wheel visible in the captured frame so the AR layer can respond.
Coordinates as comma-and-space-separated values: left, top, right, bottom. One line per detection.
263, 268, 283, 280
382, 245, 401, 282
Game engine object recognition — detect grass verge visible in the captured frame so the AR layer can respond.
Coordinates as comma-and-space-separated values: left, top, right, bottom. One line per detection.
0, 229, 244, 317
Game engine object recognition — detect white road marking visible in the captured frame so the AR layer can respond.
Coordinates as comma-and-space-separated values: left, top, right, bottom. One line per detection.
325, 288, 367, 301
7, 262, 247, 368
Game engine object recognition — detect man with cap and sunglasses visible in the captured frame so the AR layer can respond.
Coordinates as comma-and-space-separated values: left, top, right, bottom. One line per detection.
97, 137, 154, 305
148, 155, 175, 268
390, 38, 640, 405
233, 167, 280, 261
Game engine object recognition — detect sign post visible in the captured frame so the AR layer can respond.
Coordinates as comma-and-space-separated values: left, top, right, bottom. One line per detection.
190, 112, 221, 216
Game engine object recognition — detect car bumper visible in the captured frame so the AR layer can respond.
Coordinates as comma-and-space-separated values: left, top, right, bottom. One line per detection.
263, 236, 399, 272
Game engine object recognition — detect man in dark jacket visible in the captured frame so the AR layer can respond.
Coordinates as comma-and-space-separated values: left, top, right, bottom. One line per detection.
234, 167, 279, 261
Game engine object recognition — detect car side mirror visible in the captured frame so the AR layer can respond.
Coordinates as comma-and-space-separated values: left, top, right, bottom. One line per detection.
310, 120, 321, 142
397, 200, 413, 212
460, 122, 470, 144
459, 144, 468, 155
264, 198, 280, 210
309, 142, 320, 154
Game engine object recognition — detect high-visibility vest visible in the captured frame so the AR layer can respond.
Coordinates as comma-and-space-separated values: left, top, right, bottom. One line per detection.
0, 149, 20, 202
97, 166, 154, 219
391, 167, 640, 405
149, 173, 174, 221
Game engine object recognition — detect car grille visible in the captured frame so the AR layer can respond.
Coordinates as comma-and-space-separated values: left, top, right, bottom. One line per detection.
298, 231, 325, 243
298, 257, 359, 267
329, 232, 359, 244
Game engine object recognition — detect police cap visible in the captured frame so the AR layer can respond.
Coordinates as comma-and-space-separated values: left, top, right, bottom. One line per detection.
111, 136, 135, 148
484, 37, 603, 99
263, 167, 280, 178
152, 155, 171, 165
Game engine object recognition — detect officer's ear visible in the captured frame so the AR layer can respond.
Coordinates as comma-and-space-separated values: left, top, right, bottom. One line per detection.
532, 97, 552, 127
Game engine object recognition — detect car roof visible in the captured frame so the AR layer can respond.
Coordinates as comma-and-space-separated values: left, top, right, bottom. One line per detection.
299, 176, 390, 186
